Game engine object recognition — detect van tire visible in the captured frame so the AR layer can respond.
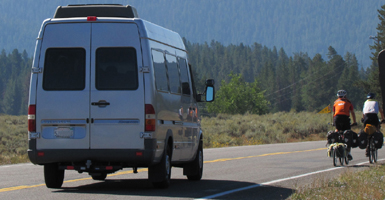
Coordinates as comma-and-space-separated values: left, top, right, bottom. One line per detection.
150, 145, 172, 189
186, 140, 203, 181
91, 173, 107, 181
44, 163, 64, 188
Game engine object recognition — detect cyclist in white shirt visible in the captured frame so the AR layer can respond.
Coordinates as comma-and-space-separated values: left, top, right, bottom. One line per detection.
362, 92, 385, 157
362, 93, 385, 129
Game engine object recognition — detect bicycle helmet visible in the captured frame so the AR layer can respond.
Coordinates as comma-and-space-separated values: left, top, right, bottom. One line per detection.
337, 90, 347, 97
367, 92, 375, 99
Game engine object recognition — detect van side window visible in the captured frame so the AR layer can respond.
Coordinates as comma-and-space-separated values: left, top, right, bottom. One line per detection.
189, 63, 198, 101
96, 47, 138, 90
165, 54, 180, 94
152, 50, 168, 92
178, 58, 191, 96
43, 48, 86, 91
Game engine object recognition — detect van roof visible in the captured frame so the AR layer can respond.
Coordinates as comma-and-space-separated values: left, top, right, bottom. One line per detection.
53, 4, 139, 18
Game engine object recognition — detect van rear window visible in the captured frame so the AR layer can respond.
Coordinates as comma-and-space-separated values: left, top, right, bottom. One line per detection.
96, 48, 138, 90
43, 48, 86, 90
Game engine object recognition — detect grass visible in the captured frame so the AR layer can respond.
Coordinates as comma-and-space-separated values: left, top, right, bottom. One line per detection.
0, 111, 364, 164
289, 164, 385, 200
0, 114, 29, 165
201, 111, 363, 148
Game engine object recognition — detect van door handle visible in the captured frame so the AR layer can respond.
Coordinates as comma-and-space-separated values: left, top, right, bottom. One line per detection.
173, 121, 183, 125
91, 100, 110, 107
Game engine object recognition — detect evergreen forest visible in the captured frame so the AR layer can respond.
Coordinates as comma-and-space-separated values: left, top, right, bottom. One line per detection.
0, 49, 31, 115
0, 41, 377, 115
1, 3, 385, 116
0, 0, 384, 68
187, 41, 368, 114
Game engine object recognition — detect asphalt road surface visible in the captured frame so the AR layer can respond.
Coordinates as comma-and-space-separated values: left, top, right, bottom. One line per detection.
0, 141, 384, 200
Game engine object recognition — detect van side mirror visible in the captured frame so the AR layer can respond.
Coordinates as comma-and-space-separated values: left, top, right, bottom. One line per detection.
205, 86, 214, 102
197, 79, 215, 102
206, 79, 215, 87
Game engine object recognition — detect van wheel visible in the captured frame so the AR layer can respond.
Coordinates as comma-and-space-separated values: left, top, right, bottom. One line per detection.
186, 140, 203, 181
91, 173, 107, 181
151, 146, 172, 189
44, 163, 65, 188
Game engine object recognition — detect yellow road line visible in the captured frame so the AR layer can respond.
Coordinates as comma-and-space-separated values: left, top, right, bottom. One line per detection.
204, 147, 326, 163
0, 147, 326, 193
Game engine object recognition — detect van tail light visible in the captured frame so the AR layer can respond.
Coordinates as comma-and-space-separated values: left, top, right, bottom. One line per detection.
28, 105, 36, 132
87, 16, 97, 21
145, 104, 155, 131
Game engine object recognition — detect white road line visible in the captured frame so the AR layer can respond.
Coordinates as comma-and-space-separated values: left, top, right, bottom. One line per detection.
0, 163, 33, 168
195, 158, 385, 200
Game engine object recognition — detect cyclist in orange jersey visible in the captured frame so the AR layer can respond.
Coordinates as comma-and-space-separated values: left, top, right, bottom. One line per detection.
333, 90, 357, 160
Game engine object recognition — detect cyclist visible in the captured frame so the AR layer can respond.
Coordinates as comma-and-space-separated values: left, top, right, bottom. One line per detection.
362, 92, 385, 156
333, 90, 357, 160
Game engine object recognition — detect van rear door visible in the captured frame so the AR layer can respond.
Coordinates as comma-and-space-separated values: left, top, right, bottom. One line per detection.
36, 23, 91, 149
89, 23, 145, 149
36, 22, 145, 150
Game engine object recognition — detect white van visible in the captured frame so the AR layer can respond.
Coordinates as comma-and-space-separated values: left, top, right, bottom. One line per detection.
27, 4, 214, 189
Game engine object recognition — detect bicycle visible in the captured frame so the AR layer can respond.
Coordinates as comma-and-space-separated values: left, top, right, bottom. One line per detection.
363, 120, 384, 164
327, 123, 357, 167
367, 134, 378, 163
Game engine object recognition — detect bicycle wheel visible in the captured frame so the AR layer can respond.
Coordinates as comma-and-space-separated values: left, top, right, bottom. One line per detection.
339, 147, 344, 166
332, 147, 338, 167
344, 148, 349, 165
369, 138, 375, 164
373, 147, 378, 163
339, 157, 344, 166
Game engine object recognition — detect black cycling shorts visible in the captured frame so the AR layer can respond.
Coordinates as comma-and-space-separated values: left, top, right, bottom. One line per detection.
334, 115, 351, 131
363, 113, 379, 127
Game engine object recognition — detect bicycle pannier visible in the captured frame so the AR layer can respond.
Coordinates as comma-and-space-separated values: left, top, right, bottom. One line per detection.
343, 130, 352, 148
373, 131, 384, 149
352, 131, 358, 148
327, 131, 339, 144
344, 130, 358, 148
358, 130, 368, 149
336, 145, 345, 158
364, 124, 376, 135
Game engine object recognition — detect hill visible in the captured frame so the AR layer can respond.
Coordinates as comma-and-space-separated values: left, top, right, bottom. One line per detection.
0, 0, 383, 67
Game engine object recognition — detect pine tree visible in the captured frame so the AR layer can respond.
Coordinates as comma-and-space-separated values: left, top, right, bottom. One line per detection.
361, 4, 385, 105
301, 54, 330, 111
275, 48, 290, 111
289, 53, 310, 112
327, 46, 345, 103
344, 52, 363, 109
1, 79, 16, 114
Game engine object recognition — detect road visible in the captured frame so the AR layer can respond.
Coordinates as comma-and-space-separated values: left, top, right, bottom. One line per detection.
0, 141, 384, 200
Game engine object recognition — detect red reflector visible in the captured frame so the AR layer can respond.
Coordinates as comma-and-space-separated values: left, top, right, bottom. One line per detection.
37, 152, 44, 157
28, 105, 36, 115
28, 120, 36, 132
106, 166, 113, 170
145, 104, 155, 114
28, 105, 36, 132
145, 124, 155, 131
136, 151, 143, 156
145, 104, 156, 131
87, 16, 97, 21
67, 166, 75, 170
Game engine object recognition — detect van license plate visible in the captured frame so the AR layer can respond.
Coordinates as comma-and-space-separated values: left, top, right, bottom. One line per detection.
54, 127, 74, 138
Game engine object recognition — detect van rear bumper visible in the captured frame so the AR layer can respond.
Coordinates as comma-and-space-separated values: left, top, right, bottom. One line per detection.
28, 139, 157, 167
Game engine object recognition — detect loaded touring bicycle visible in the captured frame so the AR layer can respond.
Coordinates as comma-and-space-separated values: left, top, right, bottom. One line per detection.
28, 4, 215, 189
